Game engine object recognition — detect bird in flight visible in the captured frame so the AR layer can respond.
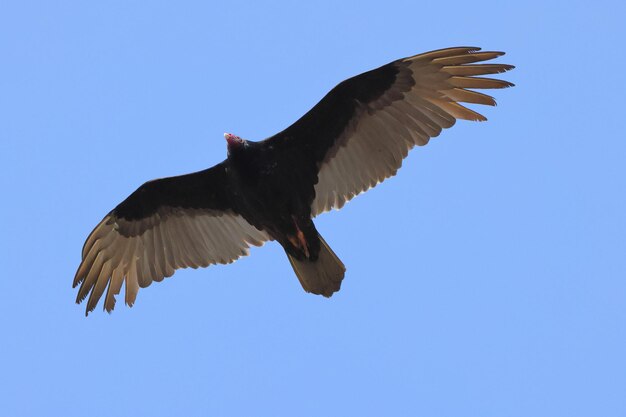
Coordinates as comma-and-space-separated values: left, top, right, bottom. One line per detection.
74, 46, 514, 315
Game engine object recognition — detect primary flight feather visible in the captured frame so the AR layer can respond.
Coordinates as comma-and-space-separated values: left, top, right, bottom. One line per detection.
74, 46, 514, 315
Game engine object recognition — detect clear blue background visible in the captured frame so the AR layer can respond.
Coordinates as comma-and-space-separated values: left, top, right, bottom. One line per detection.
2, 1, 625, 416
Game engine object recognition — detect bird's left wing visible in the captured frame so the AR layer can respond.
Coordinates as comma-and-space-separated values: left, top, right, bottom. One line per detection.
74, 163, 270, 315
264, 47, 514, 216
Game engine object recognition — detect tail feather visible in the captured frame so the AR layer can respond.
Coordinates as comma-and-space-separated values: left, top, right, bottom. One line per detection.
287, 234, 346, 297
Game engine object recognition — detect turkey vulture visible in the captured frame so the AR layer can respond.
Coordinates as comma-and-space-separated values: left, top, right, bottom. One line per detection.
74, 46, 514, 315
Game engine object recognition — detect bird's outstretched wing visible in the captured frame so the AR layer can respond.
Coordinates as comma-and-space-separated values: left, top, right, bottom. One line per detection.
264, 47, 514, 216
73, 163, 269, 315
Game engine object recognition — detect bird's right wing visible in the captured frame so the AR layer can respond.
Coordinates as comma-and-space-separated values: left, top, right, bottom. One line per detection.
73, 163, 270, 315
264, 47, 514, 216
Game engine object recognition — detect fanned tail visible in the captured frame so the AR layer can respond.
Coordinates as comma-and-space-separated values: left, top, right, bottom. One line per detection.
286, 234, 346, 297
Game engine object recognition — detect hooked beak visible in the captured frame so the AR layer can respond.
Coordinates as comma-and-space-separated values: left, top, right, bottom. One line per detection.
224, 133, 238, 146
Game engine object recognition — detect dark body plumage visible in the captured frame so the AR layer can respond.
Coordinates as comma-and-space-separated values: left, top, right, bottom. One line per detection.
225, 142, 321, 261
75, 47, 514, 315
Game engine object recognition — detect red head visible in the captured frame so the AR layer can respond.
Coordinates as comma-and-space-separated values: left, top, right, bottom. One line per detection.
224, 133, 247, 154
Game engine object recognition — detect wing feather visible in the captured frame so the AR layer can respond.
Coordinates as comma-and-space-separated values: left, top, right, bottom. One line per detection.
264, 47, 512, 216
442, 64, 515, 76
105, 267, 125, 312
75, 209, 270, 315
125, 256, 139, 307
74, 164, 270, 315
431, 51, 505, 65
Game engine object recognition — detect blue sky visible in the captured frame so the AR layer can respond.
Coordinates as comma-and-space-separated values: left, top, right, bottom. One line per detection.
2, 1, 625, 416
